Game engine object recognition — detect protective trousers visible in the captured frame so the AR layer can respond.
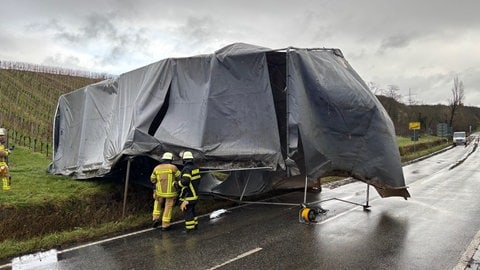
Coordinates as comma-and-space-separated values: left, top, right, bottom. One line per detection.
152, 196, 176, 229
0, 163, 10, 191
184, 201, 198, 231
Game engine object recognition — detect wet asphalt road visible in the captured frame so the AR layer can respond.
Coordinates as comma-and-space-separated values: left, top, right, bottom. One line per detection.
8, 137, 480, 269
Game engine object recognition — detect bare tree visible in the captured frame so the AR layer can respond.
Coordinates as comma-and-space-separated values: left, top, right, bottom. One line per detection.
448, 76, 465, 128
386, 85, 402, 102
367, 81, 382, 95
379, 85, 403, 129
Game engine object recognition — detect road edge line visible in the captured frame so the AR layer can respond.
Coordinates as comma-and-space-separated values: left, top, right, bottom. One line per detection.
454, 229, 480, 270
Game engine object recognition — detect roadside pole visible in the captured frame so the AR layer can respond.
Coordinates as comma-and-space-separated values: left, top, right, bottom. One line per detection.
409, 122, 420, 151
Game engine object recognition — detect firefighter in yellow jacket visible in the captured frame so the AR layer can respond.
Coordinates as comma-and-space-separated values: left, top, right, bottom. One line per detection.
0, 128, 11, 191
150, 152, 181, 230
177, 151, 201, 232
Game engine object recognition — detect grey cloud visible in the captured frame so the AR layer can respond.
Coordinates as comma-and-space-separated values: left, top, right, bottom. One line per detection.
101, 46, 125, 63
81, 13, 118, 40
179, 16, 216, 44
25, 19, 65, 33
394, 70, 479, 106
171, 16, 224, 53
377, 34, 415, 55
292, 10, 335, 44
45, 13, 151, 65
463, 67, 480, 89
43, 54, 82, 69
53, 13, 118, 44
0, 32, 17, 49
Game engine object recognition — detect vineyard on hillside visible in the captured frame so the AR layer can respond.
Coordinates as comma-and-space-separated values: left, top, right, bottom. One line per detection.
0, 67, 104, 155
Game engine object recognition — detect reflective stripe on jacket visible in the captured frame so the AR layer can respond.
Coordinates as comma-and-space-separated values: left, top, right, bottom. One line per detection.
179, 163, 201, 201
151, 163, 180, 198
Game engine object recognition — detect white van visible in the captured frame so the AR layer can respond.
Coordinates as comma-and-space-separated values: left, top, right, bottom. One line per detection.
452, 131, 467, 146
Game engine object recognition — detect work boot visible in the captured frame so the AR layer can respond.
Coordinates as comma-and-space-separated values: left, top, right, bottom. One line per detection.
182, 229, 195, 234
161, 226, 170, 231
152, 220, 160, 228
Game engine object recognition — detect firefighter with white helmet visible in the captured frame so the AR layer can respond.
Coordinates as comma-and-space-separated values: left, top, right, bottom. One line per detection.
0, 128, 11, 191
177, 150, 201, 232
150, 152, 181, 230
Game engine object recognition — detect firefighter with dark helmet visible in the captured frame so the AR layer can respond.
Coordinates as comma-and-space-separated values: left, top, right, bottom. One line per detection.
177, 151, 201, 232
150, 152, 181, 230
0, 128, 11, 191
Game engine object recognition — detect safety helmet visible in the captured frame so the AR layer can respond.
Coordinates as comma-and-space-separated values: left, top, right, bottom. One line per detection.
161, 152, 173, 161
0, 128, 5, 136
182, 151, 193, 160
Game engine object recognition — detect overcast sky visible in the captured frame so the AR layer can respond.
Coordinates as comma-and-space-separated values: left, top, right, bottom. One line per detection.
1, 0, 479, 106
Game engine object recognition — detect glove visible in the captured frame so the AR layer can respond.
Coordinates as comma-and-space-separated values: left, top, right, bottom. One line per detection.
173, 181, 179, 190
180, 200, 189, 211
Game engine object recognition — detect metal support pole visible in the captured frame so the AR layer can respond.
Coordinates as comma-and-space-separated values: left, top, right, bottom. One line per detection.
303, 175, 308, 204
285, 48, 291, 178
364, 184, 370, 209
200, 166, 272, 174
122, 157, 132, 219
239, 172, 252, 202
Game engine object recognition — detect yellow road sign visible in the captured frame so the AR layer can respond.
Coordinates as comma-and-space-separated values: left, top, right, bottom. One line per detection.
409, 122, 421, 130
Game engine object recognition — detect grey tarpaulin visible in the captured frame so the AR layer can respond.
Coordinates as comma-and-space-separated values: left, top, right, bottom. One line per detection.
48, 43, 409, 199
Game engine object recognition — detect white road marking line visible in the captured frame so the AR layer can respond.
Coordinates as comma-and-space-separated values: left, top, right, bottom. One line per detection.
207, 247, 263, 270
11, 249, 58, 270
59, 227, 156, 253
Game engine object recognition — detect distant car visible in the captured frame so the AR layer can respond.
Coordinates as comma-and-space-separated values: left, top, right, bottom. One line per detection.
452, 131, 467, 146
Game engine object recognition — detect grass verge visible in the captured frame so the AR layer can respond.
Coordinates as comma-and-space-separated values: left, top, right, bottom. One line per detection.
397, 135, 451, 163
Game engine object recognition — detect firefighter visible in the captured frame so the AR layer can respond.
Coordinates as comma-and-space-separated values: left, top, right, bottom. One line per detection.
177, 151, 201, 232
0, 128, 11, 191
150, 152, 181, 230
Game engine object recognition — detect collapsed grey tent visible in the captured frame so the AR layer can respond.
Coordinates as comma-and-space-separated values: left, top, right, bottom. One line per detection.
48, 43, 410, 199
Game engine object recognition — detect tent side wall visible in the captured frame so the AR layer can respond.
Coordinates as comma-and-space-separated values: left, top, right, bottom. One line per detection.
287, 49, 409, 197
49, 79, 118, 178
103, 59, 173, 166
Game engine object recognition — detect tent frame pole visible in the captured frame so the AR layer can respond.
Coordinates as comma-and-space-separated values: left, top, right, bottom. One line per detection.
208, 159, 371, 210
211, 175, 371, 211
303, 175, 308, 204
122, 157, 133, 219
200, 167, 272, 174
365, 184, 370, 209
285, 47, 291, 177
239, 172, 252, 202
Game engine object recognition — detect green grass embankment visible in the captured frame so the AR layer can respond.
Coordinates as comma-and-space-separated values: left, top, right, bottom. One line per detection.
0, 147, 149, 261
0, 146, 233, 263
397, 135, 451, 163
0, 135, 450, 263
